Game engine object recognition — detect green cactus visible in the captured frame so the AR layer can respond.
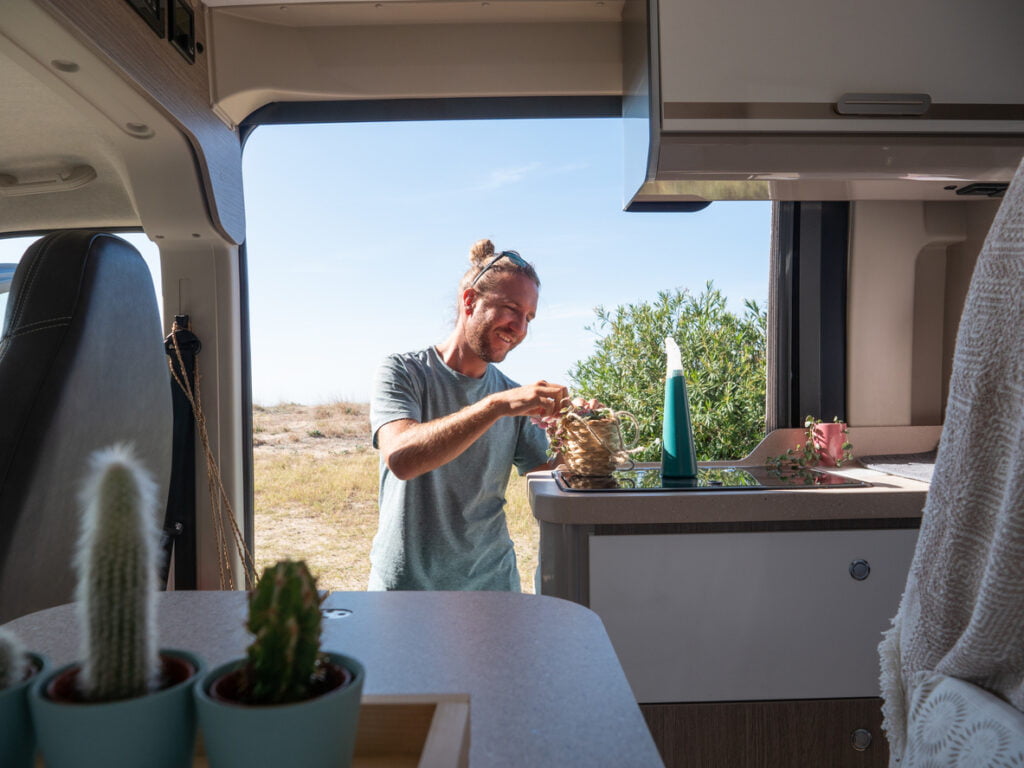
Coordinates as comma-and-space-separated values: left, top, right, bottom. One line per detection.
243, 559, 326, 705
0, 628, 29, 689
74, 444, 161, 701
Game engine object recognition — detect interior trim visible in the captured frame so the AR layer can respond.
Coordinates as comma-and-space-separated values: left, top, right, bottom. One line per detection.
664, 101, 1024, 121
37, 0, 245, 244
774, 202, 850, 426
243, 95, 623, 127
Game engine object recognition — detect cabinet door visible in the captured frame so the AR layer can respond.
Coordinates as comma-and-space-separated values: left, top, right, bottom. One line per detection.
657, 0, 1024, 135
589, 529, 917, 703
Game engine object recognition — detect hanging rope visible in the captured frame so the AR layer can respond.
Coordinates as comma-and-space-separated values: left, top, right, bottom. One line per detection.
167, 317, 257, 589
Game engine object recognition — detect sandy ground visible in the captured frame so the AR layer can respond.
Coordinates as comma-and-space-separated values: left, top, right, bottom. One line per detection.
252, 402, 373, 458
251, 402, 376, 591
251, 400, 538, 594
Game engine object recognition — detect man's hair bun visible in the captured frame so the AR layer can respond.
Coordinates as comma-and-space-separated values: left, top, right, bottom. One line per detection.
456, 238, 539, 305
469, 239, 496, 267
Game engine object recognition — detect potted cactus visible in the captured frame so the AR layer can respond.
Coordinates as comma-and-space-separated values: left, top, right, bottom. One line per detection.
28, 444, 203, 768
0, 628, 46, 768
194, 559, 365, 768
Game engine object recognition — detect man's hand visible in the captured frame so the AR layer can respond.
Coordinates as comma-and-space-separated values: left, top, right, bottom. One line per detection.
378, 380, 568, 481
494, 380, 569, 419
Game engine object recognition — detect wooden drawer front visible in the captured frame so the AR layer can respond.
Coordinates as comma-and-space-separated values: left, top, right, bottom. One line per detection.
589, 529, 917, 703
641, 697, 888, 768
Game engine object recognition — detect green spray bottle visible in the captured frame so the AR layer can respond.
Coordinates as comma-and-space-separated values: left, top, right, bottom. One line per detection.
661, 336, 698, 480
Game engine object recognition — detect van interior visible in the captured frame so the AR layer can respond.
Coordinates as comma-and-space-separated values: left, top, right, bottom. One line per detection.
1, 0, 1023, 765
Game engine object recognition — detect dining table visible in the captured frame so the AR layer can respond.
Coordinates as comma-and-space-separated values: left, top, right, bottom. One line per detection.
3, 589, 664, 767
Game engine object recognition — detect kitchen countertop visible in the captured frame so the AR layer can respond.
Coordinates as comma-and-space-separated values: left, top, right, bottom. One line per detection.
4, 590, 664, 767
530, 426, 937, 527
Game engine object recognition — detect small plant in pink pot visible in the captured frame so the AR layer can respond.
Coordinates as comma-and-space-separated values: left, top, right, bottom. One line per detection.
768, 415, 854, 473
812, 416, 853, 467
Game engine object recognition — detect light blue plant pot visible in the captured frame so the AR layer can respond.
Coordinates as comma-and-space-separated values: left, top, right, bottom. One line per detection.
195, 652, 365, 768
0, 653, 47, 768
29, 648, 203, 768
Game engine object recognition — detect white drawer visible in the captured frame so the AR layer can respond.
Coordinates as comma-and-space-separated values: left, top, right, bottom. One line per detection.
589, 529, 918, 703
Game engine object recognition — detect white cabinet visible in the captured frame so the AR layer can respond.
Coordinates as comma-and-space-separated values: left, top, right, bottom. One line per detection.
589, 529, 918, 703
625, 0, 1024, 202
657, 0, 1024, 136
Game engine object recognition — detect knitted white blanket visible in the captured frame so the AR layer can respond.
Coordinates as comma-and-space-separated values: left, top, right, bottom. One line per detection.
879, 155, 1024, 764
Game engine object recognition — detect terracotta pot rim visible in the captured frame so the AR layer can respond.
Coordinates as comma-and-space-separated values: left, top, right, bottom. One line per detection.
42, 649, 200, 706
201, 652, 361, 710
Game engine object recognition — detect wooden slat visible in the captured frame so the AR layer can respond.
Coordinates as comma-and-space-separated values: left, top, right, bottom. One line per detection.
419, 700, 471, 768
355, 699, 435, 757
641, 697, 888, 768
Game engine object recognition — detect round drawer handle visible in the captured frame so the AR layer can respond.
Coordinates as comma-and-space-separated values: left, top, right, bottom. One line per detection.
851, 728, 873, 751
849, 559, 871, 580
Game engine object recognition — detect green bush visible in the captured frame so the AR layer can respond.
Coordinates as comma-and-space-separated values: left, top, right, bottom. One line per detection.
568, 283, 767, 462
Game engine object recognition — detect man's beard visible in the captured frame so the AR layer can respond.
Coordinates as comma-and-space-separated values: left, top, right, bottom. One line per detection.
467, 322, 513, 364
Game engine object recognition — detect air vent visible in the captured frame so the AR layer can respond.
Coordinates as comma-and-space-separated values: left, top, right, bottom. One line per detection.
955, 183, 1008, 198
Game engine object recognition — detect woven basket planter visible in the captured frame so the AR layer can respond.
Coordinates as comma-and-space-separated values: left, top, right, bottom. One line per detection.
561, 414, 636, 477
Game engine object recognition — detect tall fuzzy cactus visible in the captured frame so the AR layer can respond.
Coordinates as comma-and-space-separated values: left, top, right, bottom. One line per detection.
74, 444, 161, 701
0, 628, 29, 689
244, 559, 325, 705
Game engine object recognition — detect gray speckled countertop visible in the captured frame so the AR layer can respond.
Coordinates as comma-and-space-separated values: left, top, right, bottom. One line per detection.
3, 590, 664, 767
530, 427, 938, 526
530, 465, 929, 525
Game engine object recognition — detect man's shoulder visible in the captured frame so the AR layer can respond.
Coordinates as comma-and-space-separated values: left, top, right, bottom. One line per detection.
379, 347, 434, 371
371, 349, 435, 423
386, 346, 432, 362
375, 348, 453, 396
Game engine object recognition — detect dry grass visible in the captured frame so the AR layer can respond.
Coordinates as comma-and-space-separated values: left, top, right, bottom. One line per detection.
253, 402, 538, 593
505, 471, 538, 591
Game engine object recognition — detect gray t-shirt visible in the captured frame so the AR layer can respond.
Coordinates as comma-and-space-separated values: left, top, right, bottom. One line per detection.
369, 346, 550, 591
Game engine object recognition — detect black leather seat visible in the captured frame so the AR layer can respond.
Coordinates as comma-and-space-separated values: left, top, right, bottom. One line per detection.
0, 231, 171, 622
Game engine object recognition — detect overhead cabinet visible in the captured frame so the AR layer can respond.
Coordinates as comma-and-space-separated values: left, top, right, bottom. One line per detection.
624, 0, 1024, 205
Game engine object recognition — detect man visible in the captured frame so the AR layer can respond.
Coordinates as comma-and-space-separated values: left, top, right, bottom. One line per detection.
369, 240, 567, 591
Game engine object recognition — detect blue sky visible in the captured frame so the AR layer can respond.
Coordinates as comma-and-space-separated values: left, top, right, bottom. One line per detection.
1, 118, 771, 404
243, 118, 771, 404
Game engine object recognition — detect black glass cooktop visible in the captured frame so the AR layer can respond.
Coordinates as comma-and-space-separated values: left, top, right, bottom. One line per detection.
553, 466, 870, 492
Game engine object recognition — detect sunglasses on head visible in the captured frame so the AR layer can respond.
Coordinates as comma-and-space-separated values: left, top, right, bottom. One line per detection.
470, 250, 528, 288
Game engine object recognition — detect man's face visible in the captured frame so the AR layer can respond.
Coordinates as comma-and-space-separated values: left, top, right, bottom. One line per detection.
464, 272, 539, 364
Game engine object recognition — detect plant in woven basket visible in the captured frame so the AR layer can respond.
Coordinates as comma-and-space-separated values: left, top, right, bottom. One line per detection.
241, 560, 327, 705
537, 396, 637, 477
767, 415, 854, 474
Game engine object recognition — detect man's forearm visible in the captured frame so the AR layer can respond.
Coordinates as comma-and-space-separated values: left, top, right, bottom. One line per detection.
382, 396, 507, 480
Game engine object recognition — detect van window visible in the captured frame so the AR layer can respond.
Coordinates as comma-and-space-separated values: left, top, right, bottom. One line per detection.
0, 263, 16, 322
242, 117, 771, 591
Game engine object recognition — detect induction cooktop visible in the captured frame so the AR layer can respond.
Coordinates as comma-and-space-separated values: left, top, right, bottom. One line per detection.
553, 466, 870, 492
